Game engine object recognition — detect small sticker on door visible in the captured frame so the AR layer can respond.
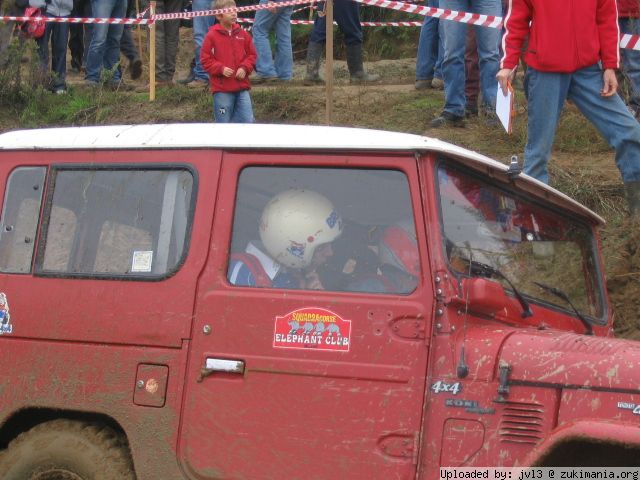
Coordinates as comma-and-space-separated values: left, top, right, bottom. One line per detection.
0, 292, 12, 335
273, 307, 352, 352
131, 250, 153, 273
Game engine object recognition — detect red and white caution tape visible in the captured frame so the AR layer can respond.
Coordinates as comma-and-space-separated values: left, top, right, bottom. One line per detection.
238, 17, 421, 26
0, 14, 154, 24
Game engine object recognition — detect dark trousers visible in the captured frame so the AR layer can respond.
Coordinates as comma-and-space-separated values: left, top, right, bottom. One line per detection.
309, 0, 363, 45
38, 14, 70, 89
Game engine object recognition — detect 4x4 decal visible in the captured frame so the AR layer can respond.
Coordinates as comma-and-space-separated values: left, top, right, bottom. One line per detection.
0, 293, 12, 335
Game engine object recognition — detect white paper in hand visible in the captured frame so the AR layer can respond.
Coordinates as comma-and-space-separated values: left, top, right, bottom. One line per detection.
496, 84, 514, 134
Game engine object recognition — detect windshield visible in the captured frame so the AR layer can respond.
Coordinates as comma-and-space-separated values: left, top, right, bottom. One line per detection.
437, 164, 604, 320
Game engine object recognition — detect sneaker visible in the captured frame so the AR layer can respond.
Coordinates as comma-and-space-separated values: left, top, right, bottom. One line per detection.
428, 111, 466, 128
53, 87, 67, 95
130, 58, 143, 80
107, 80, 134, 91
84, 79, 101, 88
178, 71, 196, 85
431, 77, 444, 89
415, 78, 432, 90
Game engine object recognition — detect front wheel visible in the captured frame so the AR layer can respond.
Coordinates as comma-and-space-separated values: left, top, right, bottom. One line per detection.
0, 419, 136, 480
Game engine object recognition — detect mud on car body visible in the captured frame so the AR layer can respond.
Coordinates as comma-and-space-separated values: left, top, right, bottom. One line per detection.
0, 124, 636, 480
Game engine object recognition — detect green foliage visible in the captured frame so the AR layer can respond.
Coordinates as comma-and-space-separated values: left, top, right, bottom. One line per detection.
0, 39, 44, 111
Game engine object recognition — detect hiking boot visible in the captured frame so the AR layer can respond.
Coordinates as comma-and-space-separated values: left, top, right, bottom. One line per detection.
465, 104, 479, 118
415, 78, 432, 90
253, 75, 278, 84
431, 77, 444, 89
428, 111, 466, 128
304, 41, 324, 85
625, 181, 640, 219
346, 44, 380, 84
130, 58, 143, 80
178, 70, 196, 85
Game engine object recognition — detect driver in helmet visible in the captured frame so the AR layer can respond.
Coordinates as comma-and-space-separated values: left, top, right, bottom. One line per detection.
227, 189, 343, 289
349, 220, 420, 294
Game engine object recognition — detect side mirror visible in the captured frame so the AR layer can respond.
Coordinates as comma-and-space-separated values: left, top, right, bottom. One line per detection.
453, 277, 510, 317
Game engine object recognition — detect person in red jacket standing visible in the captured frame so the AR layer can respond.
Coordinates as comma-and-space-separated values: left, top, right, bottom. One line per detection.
497, 0, 640, 218
201, 0, 257, 123
618, 0, 640, 119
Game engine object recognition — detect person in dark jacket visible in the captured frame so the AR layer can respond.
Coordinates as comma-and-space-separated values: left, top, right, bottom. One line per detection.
497, 0, 640, 218
200, 0, 257, 123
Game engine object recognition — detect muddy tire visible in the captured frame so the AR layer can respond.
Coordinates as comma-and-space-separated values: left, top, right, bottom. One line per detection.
0, 419, 136, 480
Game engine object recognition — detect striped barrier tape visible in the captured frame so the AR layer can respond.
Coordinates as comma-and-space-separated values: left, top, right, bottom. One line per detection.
239, 17, 422, 26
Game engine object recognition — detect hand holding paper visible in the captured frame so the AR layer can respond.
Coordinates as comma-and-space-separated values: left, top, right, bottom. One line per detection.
496, 82, 515, 134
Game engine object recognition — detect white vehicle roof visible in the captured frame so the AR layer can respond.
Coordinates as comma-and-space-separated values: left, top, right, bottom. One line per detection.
0, 123, 603, 225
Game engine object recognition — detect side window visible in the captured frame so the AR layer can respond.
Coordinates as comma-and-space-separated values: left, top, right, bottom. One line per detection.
0, 167, 46, 273
227, 166, 419, 294
37, 167, 195, 278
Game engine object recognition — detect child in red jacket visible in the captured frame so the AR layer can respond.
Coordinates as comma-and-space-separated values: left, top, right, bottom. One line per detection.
201, 0, 257, 122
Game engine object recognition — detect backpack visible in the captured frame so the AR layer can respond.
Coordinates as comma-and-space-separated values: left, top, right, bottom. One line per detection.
20, 7, 46, 39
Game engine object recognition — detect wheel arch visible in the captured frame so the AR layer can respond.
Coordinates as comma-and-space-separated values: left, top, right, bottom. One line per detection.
525, 421, 640, 466
0, 407, 129, 451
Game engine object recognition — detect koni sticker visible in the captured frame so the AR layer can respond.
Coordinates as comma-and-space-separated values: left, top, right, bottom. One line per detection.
617, 401, 640, 415
0, 292, 12, 335
273, 307, 352, 351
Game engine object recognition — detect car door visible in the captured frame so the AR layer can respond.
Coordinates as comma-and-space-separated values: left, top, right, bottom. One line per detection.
180, 151, 434, 480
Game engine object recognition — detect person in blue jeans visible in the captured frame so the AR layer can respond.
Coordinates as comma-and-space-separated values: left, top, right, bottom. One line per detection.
84, 0, 127, 87
179, 0, 215, 87
498, 0, 640, 218
429, 0, 501, 128
252, 0, 293, 82
618, 0, 640, 118
415, 0, 444, 90
32, 0, 72, 94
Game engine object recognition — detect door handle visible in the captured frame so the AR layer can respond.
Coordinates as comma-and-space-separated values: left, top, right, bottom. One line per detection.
197, 358, 245, 383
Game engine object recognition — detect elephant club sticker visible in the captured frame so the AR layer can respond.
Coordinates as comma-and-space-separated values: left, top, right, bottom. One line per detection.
273, 307, 351, 352
0, 292, 12, 335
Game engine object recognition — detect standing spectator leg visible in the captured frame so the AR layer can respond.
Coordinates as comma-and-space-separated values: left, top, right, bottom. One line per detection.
273, 3, 293, 80
464, 26, 479, 116
415, 0, 442, 89
522, 67, 568, 184
253, 0, 279, 80
620, 17, 640, 119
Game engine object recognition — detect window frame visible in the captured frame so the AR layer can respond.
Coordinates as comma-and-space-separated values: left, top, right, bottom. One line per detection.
226, 164, 421, 295
435, 158, 607, 324
33, 163, 199, 281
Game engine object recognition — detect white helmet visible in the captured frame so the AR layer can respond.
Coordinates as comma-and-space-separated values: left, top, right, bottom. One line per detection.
259, 189, 342, 269
378, 220, 420, 277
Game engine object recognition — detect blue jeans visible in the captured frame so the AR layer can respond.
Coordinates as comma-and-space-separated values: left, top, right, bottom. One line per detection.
524, 64, 640, 184
37, 14, 69, 90
213, 91, 254, 123
620, 17, 640, 110
84, 0, 126, 83
415, 0, 443, 81
253, 0, 293, 80
439, 0, 501, 117
193, 0, 215, 82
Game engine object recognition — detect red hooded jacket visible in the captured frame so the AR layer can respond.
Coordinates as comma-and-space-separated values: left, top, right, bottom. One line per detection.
201, 23, 257, 94
617, 0, 640, 17
501, 0, 620, 73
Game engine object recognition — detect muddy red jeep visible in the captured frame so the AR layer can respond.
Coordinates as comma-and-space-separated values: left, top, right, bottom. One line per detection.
0, 124, 637, 480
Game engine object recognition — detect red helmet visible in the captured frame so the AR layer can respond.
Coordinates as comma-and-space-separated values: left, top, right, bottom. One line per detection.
378, 221, 420, 277
21, 8, 46, 40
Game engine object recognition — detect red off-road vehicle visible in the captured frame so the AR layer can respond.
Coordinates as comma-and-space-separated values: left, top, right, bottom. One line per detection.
0, 124, 637, 480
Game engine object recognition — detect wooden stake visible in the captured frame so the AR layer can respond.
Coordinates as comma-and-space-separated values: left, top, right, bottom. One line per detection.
149, 1, 156, 101
325, 0, 333, 125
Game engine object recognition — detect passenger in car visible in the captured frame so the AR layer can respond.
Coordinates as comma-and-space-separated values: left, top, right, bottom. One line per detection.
227, 189, 343, 290
348, 221, 419, 294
